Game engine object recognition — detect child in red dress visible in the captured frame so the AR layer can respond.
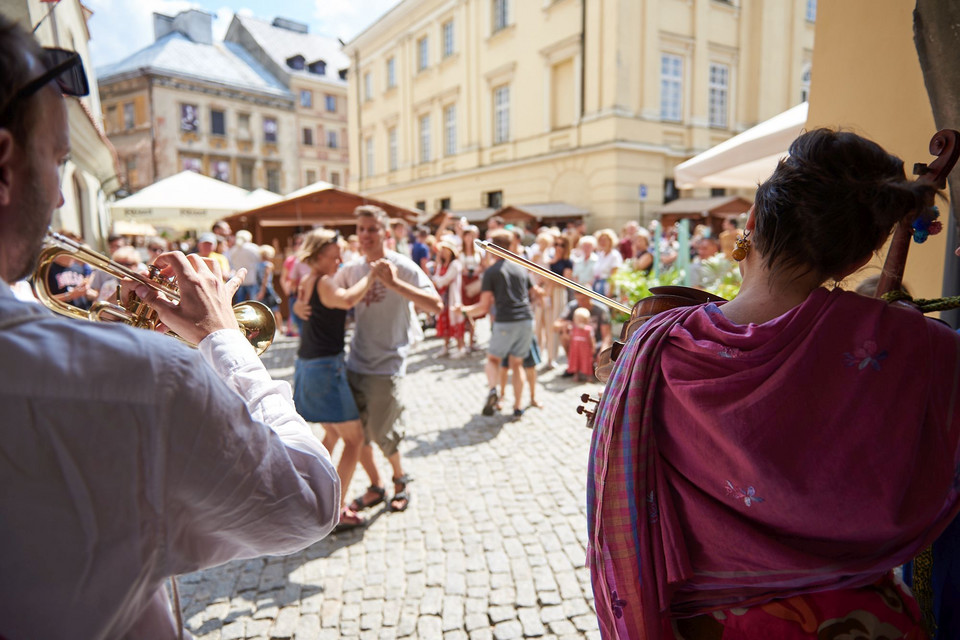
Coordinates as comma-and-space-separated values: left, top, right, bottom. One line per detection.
565, 307, 596, 382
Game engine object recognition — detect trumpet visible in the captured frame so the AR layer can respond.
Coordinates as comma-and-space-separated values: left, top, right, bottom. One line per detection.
32, 231, 275, 355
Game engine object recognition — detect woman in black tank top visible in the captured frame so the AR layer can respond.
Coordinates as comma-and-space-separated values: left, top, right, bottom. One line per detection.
292, 229, 374, 530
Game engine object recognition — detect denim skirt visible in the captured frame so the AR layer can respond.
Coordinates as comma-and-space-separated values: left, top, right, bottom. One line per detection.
293, 352, 360, 423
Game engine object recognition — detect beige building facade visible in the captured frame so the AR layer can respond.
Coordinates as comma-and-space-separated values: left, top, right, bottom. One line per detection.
5, 0, 119, 248
99, 10, 299, 196
225, 15, 351, 190
344, 0, 815, 231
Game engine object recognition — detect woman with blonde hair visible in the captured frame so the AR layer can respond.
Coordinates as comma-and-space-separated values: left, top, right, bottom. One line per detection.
593, 228, 623, 296
292, 228, 376, 529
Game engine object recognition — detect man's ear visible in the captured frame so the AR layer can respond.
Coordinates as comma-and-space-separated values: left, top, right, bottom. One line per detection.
0, 128, 15, 207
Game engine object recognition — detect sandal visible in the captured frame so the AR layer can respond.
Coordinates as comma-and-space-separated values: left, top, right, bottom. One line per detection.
348, 484, 386, 512
390, 475, 411, 512
482, 388, 499, 416
334, 506, 367, 532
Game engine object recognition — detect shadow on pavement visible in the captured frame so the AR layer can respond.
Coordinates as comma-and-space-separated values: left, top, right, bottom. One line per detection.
403, 413, 511, 458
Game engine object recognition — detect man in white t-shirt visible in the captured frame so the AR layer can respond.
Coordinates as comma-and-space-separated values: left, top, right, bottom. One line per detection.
334, 205, 443, 513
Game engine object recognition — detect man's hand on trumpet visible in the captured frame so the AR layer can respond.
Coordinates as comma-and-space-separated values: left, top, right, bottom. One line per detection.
122, 252, 243, 345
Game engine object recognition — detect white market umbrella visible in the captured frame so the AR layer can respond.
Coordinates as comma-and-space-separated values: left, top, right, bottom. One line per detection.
674, 102, 809, 189
244, 188, 283, 209
110, 171, 252, 232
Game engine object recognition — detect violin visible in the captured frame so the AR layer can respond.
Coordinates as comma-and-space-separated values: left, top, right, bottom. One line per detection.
475, 240, 724, 427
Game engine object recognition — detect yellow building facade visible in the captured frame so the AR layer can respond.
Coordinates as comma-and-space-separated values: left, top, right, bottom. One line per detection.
344, 0, 815, 231
807, 0, 951, 303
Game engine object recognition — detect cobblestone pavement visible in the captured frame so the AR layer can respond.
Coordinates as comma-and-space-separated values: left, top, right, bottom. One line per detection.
177, 325, 605, 640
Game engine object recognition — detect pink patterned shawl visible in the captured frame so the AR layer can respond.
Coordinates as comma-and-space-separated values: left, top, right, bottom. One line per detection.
587, 287, 960, 639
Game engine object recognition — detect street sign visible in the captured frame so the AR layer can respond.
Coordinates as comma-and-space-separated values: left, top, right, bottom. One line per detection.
639, 184, 648, 201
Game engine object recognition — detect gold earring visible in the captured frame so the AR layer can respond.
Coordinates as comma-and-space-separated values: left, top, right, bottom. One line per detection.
732, 230, 751, 262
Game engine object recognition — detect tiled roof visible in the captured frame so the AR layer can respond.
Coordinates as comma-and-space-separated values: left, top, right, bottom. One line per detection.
503, 202, 590, 218
233, 15, 349, 85
97, 31, 292, 98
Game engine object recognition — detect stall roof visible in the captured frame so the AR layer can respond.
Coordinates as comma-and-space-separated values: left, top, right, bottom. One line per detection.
673, 102, 808, 189
498, 202, 590, 220
655, 196, 752, 216
109, 171, 252, 231
225, 184, 420, 233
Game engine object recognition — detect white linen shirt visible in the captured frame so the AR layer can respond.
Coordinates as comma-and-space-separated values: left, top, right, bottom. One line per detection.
0, 279, 339, 639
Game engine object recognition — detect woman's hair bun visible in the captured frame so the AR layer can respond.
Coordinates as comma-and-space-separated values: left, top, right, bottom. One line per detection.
753, 128, 937, 281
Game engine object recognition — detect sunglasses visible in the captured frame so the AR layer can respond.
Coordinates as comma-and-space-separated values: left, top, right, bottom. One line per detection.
0, 48, 89, 125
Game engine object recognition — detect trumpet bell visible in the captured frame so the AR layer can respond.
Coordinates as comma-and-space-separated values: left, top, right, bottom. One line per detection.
235, 300, 276, 356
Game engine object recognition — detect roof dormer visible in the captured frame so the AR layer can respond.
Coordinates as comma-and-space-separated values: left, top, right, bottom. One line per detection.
308, 59, 327, 75
286, 54, 305, 70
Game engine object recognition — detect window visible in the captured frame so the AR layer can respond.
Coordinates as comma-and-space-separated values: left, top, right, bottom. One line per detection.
364, 72, 373, 100
300, 90, 312, 108
492, 0, 509, 33
124, 156, 137, 187
180, 104, 199, 132
210, 109, 225, 136
123, 102, 134, 130
330, 171, 340, 186
106, 105, 117, 132
708, 63, 729, 128
326, 94, 337, 112
486, 190, 502, 209
263, 117, 278, 143
306, 169, 317, 184
417, 36, 429, 72
710, 187, 727, 197
237, 113, 251, 140
365, 136, 375, 177
327, 130, 339, 149
308, 60, 326, 75
419, 114, 431, 163
444, 104, 457, 156
211, 159, 229, 182
388, 127, 398, 171
266, 167, 281, 193
302, 127, 313, 146
440, 197, 451, 211
493, 85, 510, 144
287, 55, 305, 70
663, 178, 678, 204
386, 57, 396, 89
806, 0, 817, 22
182, 156, 202, 173
416, 200, 426, 211
550, 59, 575, 129
660, 54, 683, 122
240, 162, 254, 190
442, 20, 455, 58
800, 64, 812, 102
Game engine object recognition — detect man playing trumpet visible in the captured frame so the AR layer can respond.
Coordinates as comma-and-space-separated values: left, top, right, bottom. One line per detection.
0, 16, 339, 639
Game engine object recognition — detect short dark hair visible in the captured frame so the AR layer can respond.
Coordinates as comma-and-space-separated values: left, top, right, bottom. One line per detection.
0, 16, 44, 143
487, 229, 513, 250
753, 128, 935, 281
355, 204, 390, 230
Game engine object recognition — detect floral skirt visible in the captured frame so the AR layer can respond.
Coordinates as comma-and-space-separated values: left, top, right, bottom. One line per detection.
436, 308, 464, 340
670, 572, 927, 640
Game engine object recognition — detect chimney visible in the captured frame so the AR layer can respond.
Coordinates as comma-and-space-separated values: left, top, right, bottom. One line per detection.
272, 17, 308, 34
153, 10, 213, 44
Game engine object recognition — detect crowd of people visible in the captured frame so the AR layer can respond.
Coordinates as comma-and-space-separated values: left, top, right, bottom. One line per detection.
6, 15, 960, 638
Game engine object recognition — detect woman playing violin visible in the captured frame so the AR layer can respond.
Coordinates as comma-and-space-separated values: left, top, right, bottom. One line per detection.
589, 128, 960, 639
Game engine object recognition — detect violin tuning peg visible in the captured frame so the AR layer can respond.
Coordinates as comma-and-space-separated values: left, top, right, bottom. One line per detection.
580, 393, 591, 403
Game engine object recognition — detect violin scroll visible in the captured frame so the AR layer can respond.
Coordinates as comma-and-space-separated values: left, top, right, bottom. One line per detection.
577, 393, 601, 429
